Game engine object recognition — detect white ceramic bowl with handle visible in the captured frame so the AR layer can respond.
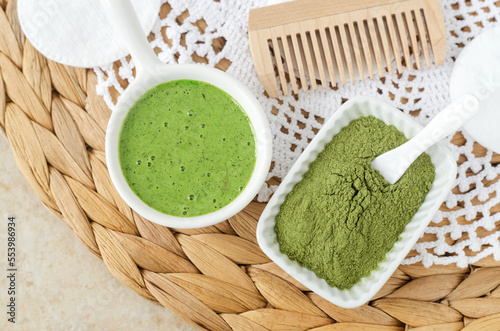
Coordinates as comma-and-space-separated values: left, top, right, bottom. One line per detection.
257, 96, 456, 308
103, 0, 272, 229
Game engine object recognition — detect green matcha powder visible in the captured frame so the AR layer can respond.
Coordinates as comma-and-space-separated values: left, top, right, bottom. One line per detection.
275, 116, 435, 290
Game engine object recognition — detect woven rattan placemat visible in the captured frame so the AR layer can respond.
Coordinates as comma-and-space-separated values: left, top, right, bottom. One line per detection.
1, 1, 500, 330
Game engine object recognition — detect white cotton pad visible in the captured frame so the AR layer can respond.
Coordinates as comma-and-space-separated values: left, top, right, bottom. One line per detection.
18, 0, 161, 68
450, 26, 500, 154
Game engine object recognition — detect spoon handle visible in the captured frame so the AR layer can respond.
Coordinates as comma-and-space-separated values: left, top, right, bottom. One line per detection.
372, 93, 480, 184
101, 0, 162, 74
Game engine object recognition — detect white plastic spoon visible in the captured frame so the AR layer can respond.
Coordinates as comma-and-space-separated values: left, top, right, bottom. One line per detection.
371, 93, 480, 185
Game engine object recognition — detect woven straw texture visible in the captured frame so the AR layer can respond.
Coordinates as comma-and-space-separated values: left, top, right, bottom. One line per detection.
1, 0, 500, 330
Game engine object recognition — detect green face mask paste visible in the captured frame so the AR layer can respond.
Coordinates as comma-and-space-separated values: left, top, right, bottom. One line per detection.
118, 79, 256, 217
275, 116, 435, 290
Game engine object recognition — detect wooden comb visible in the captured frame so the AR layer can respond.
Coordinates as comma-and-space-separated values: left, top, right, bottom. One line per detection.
248, 0, 446, 98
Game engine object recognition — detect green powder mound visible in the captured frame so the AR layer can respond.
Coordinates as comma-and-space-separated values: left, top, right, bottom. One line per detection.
275, 116, 435, 290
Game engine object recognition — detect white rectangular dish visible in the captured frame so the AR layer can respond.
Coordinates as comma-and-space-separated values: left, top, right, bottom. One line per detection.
256, 96, 457, 308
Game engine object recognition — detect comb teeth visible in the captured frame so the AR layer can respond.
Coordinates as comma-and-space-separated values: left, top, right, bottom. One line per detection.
249, 0, 446, 98
268, 10, 432, 95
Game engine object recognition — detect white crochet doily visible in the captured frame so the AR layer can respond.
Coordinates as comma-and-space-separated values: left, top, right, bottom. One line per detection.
94, 0, 500, 267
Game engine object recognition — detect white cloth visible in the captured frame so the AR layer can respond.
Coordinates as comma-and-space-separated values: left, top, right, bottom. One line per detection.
94, 0, 500, 267
18, 0, 161, 67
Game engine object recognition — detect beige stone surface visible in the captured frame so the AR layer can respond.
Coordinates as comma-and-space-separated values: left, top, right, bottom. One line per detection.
0, 133, 196, 330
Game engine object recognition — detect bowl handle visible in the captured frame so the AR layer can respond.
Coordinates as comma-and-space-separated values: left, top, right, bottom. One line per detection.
101, 0, 163, 76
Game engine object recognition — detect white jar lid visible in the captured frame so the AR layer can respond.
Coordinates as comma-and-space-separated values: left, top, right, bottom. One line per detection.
18, 0, 161, 68
450, 26, 500, 154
